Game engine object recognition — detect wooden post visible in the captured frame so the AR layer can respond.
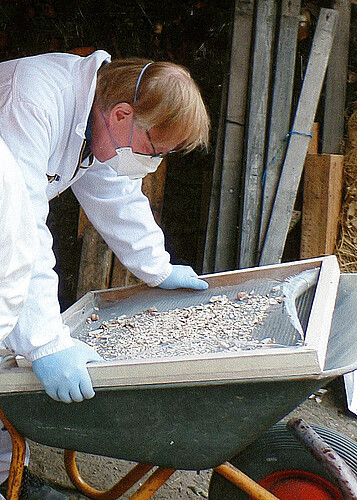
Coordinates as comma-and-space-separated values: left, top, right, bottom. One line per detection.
308, 122, 320, 155
238, 0, 277, 269
211, 0, 255, 272
259, 8, 339, 266
259, 0, 301, 253
322, 0, 351, 154
201, 71, 229, 273
300, 154, 343, 259
76, 212, 113, 299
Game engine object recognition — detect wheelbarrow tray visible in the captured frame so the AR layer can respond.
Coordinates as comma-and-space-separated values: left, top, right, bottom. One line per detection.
0, 377, 333, 470
0, 256, 355, 470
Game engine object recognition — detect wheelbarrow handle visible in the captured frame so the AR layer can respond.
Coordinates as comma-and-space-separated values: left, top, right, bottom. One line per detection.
287, 418, 357, 500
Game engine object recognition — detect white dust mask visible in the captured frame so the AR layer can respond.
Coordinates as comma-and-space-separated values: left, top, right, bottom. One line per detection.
105, 147, 163, 179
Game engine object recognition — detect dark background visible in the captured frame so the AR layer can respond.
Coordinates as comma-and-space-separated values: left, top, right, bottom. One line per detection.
0, 0, 356, 310
0, 0, 232, 309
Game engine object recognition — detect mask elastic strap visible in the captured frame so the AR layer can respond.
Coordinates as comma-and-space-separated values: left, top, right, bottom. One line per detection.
129, 62, 153, 145
100, 109, 120, 150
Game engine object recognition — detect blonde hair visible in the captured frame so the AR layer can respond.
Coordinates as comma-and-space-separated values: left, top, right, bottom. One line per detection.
95, 58, 210, 153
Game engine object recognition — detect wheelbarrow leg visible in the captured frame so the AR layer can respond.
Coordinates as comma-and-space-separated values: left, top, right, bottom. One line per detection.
0, 407, 26, 500
127, 467, 175, 500
64, 450, 153, 499
214, 462, 280, 500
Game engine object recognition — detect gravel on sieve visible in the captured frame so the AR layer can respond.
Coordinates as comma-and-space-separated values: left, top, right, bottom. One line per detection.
78, 293, 284, 361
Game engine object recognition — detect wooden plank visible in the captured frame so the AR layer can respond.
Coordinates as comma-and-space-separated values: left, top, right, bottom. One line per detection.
201, 72, 229, 273
259, 0, 301, 252
304, 254, 340, 369
212, 0, 255, 272
1, 344, 323, 393
76, 216, 113, 299
259, 8, 339, 266
238, 0, 277, 269
308, 123, 319, 154
322, 0, 351, 154
300, 154, 343, 259
97, 255, 329, 300
141, 160, 167, 224
77, 206, 90, 240
110, 259, 142, 288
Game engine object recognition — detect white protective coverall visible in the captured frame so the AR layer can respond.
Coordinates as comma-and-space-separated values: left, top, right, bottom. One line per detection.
0, 137, 37, 486
0, 50, 172, 363
0, 138, 37, 342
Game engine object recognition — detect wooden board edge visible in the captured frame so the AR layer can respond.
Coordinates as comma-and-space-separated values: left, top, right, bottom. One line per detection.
0, 348, 322, 394
304, 254, 340, 369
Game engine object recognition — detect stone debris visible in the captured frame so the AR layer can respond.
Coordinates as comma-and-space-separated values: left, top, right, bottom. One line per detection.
78, 293, 283, 361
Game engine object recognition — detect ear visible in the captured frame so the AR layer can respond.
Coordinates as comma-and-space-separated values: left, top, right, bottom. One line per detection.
109, 103, 134, 126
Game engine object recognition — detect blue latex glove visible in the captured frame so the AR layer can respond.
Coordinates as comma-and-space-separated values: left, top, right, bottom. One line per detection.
32, 339, 102, 404
158, 265, 208, 290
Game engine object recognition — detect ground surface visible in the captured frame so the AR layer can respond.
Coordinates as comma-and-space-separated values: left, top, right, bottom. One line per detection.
27, 381, 357, 499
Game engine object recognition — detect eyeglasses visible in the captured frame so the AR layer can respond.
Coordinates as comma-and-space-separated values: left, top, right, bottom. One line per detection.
132, 63, 179, 158
145, 130, 177, 158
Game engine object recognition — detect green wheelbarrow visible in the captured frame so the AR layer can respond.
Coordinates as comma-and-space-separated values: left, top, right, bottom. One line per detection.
1, 256, 357, 499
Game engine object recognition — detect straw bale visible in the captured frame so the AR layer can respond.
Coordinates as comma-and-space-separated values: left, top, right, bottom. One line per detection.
335, 104, 357, 272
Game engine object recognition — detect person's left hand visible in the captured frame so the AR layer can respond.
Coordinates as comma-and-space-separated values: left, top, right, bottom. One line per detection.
158, 265, 208, 290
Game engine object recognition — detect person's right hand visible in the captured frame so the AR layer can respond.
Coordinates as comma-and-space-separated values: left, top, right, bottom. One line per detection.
32, 339, 102, 403
158, 265, 208, 290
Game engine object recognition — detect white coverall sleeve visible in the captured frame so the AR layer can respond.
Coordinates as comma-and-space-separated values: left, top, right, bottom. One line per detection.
0, 139, 38, 342
71, 160, 172, 287
1, 102, 74, 361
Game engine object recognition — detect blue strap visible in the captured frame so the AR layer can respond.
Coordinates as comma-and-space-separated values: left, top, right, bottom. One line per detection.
133, 62, 153, 103
287, 130, 313, 139
129, 62, 153, 144
261, 129, 313, 188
